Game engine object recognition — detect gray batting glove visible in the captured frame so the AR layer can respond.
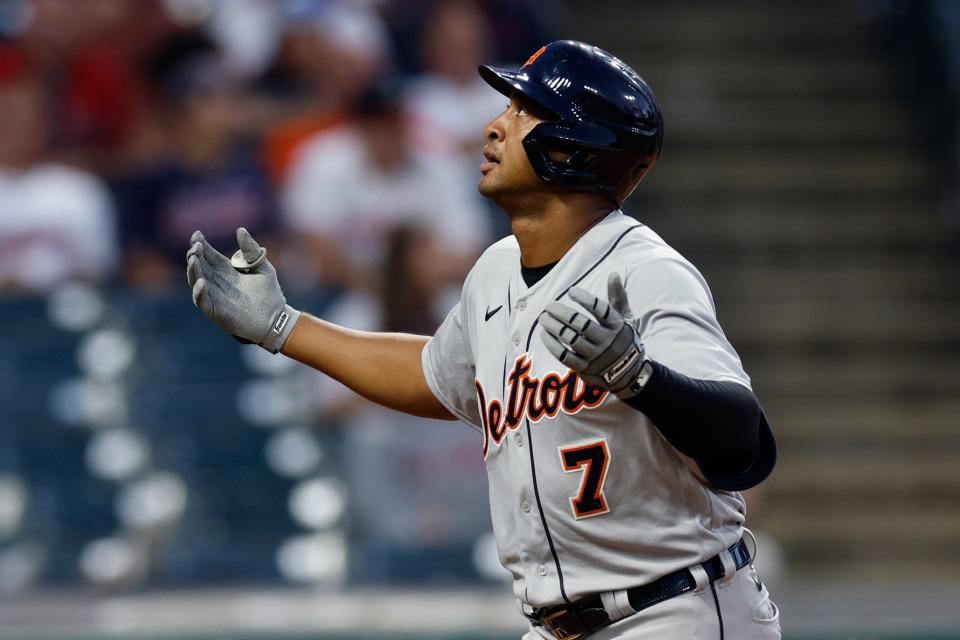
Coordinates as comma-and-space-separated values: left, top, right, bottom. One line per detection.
186, 228, 301, 354
540, 272, 646, 399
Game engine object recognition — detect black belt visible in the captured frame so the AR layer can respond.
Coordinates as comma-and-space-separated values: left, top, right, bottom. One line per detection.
526, 538, 751, 640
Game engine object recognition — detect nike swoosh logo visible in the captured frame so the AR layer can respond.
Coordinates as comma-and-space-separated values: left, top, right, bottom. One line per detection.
485, 305, 503, 321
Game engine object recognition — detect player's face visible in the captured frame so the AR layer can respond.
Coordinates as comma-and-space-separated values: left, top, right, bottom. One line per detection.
478, 96, 551, 204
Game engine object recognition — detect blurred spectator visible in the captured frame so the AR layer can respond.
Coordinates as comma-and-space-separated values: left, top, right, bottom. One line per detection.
404, 0, 504, 158
403, 0, 506, 236
202, 0, 284, 81
0, 0, 166, 172
281, 81, 489, 292
316, 226, 489, 558
258, 2, 391, 183
0, 63, 117, 294
481, 0, 560, 64
384, 0, 557, 74
114, 33, 278, 291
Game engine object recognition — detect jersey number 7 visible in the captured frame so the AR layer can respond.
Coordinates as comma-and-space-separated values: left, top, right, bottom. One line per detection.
559, 439, 610, 519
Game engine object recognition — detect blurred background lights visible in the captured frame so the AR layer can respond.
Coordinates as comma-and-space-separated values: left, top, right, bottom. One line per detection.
288, 477, 347, 530
50, 378, 127, 428
237, 379, 301, 426
471, 532, 512, 583
241, 344, 299, 376
116, 472, 188, 530
80, 537, 142, 587
46, 283, 105, 332
276, 532, 348, 584
0, 475, 27, 540
86, 429, 149, 481
0, 543, 45, 593
265, 428, 322, 478
77, 329, 137, 380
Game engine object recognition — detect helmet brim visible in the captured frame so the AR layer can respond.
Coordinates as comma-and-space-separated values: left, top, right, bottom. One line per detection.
479, 64, 572, 121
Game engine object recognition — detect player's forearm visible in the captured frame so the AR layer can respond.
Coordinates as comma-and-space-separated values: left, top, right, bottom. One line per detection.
281, 313, 455, 420
625, 360, 763, 478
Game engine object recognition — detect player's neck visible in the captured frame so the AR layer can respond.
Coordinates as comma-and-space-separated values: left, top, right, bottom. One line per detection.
509, 194, 615, 267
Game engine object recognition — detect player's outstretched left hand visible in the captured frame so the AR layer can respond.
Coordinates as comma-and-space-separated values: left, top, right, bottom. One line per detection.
540, 272, 647, 398
186, 228, 301, 354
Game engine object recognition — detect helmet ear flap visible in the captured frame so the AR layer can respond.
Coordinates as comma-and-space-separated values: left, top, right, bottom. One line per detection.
522, 122, 628, 205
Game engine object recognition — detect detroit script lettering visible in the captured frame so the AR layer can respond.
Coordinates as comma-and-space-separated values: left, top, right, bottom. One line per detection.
476, 354, 608, 458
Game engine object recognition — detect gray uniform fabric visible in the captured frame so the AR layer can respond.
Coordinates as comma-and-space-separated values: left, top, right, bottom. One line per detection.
422, 211, 761, 616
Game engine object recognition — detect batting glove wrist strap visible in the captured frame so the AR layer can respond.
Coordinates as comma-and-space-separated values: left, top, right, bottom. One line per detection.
260, 305, 301, 354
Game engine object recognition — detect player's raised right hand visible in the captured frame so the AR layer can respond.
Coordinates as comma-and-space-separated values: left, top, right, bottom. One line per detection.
186, 228, 301, 354
540, 272, 647, 398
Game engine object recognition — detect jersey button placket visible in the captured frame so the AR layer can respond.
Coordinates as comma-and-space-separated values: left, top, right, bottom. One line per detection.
511, 332, 521, 347
520, 500, 531, 513
537, 565, 548, 577
517, 299, 527, 312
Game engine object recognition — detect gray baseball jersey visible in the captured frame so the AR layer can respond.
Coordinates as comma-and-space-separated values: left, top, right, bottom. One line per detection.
421, 210, 749, 608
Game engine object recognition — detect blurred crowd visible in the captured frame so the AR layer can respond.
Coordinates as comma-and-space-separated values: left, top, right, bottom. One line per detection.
0, 0, 560, 589
0, 0, 556, 303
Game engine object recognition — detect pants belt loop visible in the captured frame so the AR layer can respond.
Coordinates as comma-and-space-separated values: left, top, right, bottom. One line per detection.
718, 549, 737, 587
689, 563, 710, 594
600, 589, 636, 622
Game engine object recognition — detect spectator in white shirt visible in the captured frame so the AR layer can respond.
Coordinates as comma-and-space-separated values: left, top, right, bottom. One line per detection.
404, 0, 505, 159
0, 66, 117, 295
282, 81, 489, 292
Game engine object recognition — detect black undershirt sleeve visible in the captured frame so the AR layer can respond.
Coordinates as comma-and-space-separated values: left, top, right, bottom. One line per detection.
624, 360, 762, 478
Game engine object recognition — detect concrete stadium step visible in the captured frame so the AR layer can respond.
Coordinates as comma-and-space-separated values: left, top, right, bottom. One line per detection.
684, 249, 953, 274
767, 451, 960, 494
766, 399, 960, 448
706, 265, 956, 302
720, 298, 960, 348
764, 517, 960, 580
763, 502, 960, 545
659, 98, 912, 147
745, 350, 960, 400
649, 206, 945, 251
574, 5, 868, 50
644, 149, 932, 195
625, 57, 895, 100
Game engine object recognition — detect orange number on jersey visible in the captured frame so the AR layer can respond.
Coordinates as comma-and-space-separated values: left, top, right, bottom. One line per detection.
559, 439, 610, 519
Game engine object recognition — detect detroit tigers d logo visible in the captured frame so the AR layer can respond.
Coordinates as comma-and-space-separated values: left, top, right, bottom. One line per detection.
476, 354, 608, 458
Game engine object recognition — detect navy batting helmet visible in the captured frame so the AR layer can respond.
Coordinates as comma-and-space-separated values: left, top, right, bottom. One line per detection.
479, 40, 663, 206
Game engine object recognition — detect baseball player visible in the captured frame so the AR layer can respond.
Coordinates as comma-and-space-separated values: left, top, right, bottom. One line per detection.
186, 41, 780, 639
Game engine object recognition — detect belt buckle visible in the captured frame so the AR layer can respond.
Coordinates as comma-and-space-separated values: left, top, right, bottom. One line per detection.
542, 609, 584, 640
